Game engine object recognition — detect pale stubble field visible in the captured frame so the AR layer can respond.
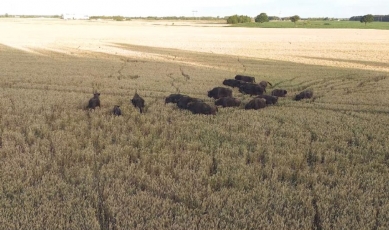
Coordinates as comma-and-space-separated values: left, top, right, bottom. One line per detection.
0, 18, 389, 229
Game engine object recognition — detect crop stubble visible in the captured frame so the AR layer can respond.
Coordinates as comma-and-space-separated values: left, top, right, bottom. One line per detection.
0, 18, 389, 229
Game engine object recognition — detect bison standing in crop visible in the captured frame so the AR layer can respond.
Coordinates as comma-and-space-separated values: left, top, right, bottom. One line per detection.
215, 97, 241, 108
294, 90, 313, 101
271, 89, 288, 97
177, 96, 203, 109
187, 101, 218, 115
131, 91, 145, 113
245, 98, 267, 110
255, 95, 278, 105
165, 94, 185, 104
235, 74, 256, 83
112, 105, 122, 116
87, 92, 101, 109
208, 87, 233, 99
239, 83, 265, 96
223, 79, 246, 88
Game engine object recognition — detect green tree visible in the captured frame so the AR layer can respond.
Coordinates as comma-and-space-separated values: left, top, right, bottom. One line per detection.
268, 16, 280, 21
227, 15, 239, 24
238, 15, 251, 23
360, 14, 374, 25
290, 15, 300, 25
226, 15, 251, 24
255, 13, 269, 23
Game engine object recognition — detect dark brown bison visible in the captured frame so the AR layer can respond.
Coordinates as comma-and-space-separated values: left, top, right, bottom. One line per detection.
208, 87, 233, 99
294, 90, 313, 101
187, 101, 218, 115
239, 83, 265, 96
112, 105, 122, 116
131, 91, 145, 113
215, 97, 241, 107
271, 89, 288, 97
244, 98, 267, 110
255, 95, 278, 105
165, 94, 185, 104
259, 81, 273, 89
177, 96, 203, 109
235, 74, 256, 83
87, 92, 101, 109
223, 79, 246, 88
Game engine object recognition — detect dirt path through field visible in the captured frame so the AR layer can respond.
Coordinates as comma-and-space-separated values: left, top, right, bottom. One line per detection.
1, 18, 388, 72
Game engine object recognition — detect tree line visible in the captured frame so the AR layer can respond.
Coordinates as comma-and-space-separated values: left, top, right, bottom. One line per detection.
226, 13, 301, 24
227, 13, 386, 25
349, 15, 389, 22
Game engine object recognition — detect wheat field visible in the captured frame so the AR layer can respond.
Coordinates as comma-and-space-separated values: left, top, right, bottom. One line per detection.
1, 18, 389, 229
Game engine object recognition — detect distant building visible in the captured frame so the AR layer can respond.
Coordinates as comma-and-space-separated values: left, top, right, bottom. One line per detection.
62, 14, 89, 20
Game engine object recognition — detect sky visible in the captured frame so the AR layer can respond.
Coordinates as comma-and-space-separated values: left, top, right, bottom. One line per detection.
0, 0, 388, 18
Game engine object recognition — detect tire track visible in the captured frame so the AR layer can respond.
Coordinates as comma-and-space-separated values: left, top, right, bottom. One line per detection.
179, 66, 190, 81
237, 57, 247, 73
167, 73, 180, 93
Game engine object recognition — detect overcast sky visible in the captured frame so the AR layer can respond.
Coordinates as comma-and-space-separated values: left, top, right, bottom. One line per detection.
0, 0, 387, 18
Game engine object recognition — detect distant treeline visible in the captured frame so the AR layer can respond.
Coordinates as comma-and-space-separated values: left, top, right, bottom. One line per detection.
350, 15, 389, 22
0, 14, 224, 20
91, 16, 224, 20
2, 13, 388, 22
258, 16, 348, 21
89, 16, 131, 21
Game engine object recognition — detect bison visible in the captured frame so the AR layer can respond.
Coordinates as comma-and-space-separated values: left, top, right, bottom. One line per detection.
187, 101, 218, 115
244, 98, 267, 110
255, 95, 278, 105
112, 105, 122, 116
239, 83, 265, 96
235, 74, 256, 83
87, 92, 101, 109
215, 97, 241, 108
259, 81, 273, 89
294, 90, 313, 101
131, 91, 145, 113
165, 94, 185, 104
177, 96, 203, 109
208, 87, 233, 99
223, 79, 246, 88
271, 89, 288, 97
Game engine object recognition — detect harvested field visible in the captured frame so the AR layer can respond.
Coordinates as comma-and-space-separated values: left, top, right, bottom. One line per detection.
0, 18, 389, 229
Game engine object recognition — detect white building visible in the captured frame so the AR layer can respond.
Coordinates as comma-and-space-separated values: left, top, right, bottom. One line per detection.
62, 14, 89, 20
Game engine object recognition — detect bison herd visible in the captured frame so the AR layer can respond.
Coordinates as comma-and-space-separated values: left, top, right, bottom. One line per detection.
86, 74, 313, 116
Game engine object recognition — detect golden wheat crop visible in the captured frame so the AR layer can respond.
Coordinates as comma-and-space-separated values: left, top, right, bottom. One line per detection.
0, 18, 389, 229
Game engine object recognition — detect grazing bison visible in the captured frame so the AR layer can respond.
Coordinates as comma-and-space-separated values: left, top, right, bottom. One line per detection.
239, 83, 265, 96
177, 96, 203, 109
165, 94, 185, 104
131, 91, 145, 113
255, 95, 278, 105
187, 101, 218, 115
215, 97, 241, 107
271, 89, 288, 97
223, 79, 246, 88
245, 98, 267, 110
294, 90, 313, 101
112, 105, 122, 116
208, 87, 233, 99
235, 74, 256, 83
87, 92, 101, 109
259, 81, 273, 89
